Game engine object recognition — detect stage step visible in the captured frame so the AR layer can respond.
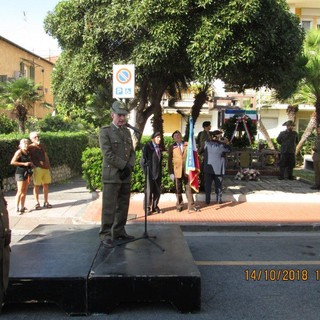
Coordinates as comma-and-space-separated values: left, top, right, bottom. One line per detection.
6, 224, 201, 315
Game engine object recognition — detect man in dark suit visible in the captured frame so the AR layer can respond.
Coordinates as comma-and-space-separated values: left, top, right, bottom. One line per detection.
0, 180, 11, 312
99, 101, 136, 248
141, 132, 163, 215
276, 120, 299, 180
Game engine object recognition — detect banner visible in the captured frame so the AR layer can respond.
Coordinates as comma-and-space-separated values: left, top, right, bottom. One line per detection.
224, 109, 257, 122
185, 117, 200, 192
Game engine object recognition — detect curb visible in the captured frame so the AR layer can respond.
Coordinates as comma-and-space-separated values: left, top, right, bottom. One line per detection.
180, 224, 320, 232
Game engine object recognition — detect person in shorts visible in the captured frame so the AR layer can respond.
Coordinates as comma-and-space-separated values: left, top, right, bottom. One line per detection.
28, 132, 52, 209
10, 138, 34, 214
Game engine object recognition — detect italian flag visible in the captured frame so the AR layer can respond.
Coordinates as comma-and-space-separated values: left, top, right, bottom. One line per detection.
185, 116, 200, 192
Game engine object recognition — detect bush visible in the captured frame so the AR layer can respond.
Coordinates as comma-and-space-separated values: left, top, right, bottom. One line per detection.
81, 147, 103, 191
0, 113, 17, 134
81, 136, 176, 192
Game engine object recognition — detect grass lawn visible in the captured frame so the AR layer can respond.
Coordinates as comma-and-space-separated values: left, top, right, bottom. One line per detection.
294, 167, 314, 184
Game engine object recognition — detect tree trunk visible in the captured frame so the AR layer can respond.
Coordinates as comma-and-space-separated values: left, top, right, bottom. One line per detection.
316, 97, 320, 127
16, 103, 27, 133
258, 119, 275, 150
184, 87, 209, 140
286, 105, 298, 123
295, 112, 317, 155
133, 79, 167, 149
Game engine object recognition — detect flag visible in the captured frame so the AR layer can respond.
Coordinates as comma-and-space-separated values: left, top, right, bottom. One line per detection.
185, 116, 200, 192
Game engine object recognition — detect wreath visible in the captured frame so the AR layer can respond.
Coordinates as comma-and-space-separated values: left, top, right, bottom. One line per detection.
222, 114, 257, 149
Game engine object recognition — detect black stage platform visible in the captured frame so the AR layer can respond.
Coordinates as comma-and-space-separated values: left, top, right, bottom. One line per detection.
6, 224, 201, 315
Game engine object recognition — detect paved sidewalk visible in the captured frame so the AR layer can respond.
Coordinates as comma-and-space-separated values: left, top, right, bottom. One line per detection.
5, 175, 320, 244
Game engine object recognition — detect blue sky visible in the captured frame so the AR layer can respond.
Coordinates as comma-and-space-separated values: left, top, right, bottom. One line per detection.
0, 0, 62, 58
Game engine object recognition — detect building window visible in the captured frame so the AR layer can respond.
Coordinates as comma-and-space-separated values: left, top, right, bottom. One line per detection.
30, 66, 35, 80
262, 117, 278, 130
19, 62, 25, 77
298, 118, 309, 133
0, 75, 7, 82
301, 20, 312, 31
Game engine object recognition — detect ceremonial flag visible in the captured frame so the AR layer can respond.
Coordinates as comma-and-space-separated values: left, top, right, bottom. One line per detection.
185, 116, 200, 192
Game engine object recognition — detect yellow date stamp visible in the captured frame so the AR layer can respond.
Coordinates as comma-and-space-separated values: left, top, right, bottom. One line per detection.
244, 269, 310, 281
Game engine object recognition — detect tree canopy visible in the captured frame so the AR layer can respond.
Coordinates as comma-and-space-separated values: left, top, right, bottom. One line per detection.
44, 0, 304, 134
294, 29, 320, 122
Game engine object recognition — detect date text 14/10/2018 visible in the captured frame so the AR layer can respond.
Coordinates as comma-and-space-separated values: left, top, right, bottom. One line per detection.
244, 269, 320, 282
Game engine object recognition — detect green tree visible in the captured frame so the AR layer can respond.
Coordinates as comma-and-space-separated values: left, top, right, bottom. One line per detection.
44, 0, 304, 138
0, 78, 42, 133
287, 29, 320, 154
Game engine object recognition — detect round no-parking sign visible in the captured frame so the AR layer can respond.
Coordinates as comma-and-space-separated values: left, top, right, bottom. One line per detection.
113, 64, 135, 98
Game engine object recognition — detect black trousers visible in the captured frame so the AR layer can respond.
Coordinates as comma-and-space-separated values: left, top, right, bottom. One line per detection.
204, 173, 223, 203
144, 177, 161, 211
279, 153, 295, 178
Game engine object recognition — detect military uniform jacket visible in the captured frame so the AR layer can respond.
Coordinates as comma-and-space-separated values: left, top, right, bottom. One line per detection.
168, 142, 188, 179
276, 130, 299, 154
99, 124, 135, 183
0, 192, 10, 298
198, 130, 212, 155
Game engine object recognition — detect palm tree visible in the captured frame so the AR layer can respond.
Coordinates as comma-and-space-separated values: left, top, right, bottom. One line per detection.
293, 29, 320, 154
258, 119, 275, 150
0, 77, 42, 133
286, 105, 299, 123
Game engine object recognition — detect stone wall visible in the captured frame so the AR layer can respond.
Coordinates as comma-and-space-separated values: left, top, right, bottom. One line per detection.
2, 165, 77, 192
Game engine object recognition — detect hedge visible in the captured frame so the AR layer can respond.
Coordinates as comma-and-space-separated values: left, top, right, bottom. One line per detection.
81, 136, 176, 193
0, 131, 90, 180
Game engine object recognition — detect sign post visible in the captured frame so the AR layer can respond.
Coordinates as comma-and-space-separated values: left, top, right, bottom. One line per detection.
113, 64, 135, 99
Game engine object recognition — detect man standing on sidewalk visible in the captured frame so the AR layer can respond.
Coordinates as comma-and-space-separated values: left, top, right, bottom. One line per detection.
168, 130, 199, 213
140, 132, 163, 215
99, 101, 136, 248
203, 130, 230, 204
197, 121, 212, 191
276, 120, 299, 180
29, 132, 52, 209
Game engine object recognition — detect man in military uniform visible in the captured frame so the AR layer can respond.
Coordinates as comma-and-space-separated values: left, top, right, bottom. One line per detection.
276, 120, 299, 180
99, 101, 136, 248
0, 179, 11, 311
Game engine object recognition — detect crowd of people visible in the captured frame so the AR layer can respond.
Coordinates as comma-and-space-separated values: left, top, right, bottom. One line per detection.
1, 100, 319, 310
5, 100, 320, 252
97, 101, 320, 249
98, 100, 234, 248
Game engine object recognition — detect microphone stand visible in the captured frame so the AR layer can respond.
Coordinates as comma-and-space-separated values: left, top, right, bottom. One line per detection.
117, 158, 165, 252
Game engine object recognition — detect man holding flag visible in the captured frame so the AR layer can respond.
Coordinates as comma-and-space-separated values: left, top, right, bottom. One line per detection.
168, 121, 200, 214
186, 117, 201, 194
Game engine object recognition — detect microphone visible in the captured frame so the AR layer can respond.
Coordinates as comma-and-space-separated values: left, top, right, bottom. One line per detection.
125, 123, 141, 134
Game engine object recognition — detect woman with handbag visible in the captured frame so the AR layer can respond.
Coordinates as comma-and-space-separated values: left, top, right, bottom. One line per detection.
10, 139, 34, 214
